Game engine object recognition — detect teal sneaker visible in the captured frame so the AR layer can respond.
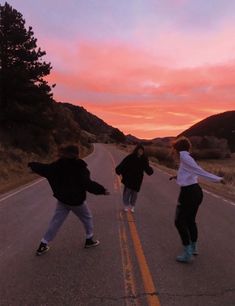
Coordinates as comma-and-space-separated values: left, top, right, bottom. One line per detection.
191, 242, 198, 255
176, 245, 193, 263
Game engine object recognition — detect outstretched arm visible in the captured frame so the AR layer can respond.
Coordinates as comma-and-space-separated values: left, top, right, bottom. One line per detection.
28, 162, 53, 178
83, 167, 109, 195
86, 180, 108, 195
182, 154, 223, 183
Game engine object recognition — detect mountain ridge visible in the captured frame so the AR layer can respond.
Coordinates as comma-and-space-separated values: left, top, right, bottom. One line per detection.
179, 111, 235, 151
60, 102, 126, 143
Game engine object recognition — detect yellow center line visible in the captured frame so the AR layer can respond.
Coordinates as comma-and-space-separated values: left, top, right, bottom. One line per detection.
118, 213, 140, 306
126, 212, 161, 306
110, 153, 139, 305
107, 147, 161, 306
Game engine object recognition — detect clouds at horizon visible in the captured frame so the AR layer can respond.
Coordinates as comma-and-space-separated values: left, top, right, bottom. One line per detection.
9, 0, 235, 137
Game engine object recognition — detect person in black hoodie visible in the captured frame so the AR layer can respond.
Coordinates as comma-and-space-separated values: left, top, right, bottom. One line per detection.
115, 145, 153, 213
28, 145, 109, 255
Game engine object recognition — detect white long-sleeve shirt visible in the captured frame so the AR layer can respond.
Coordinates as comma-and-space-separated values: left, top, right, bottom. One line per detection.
177, 151, 223, 187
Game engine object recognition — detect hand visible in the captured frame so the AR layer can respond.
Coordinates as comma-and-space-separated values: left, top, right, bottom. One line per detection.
220, 178, 226, 185
169, 175, 177, 181
28, 162, 36, 168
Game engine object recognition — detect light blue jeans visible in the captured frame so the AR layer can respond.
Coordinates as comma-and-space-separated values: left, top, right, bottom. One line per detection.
43, 201, 93, 243
123, 186, 138, 207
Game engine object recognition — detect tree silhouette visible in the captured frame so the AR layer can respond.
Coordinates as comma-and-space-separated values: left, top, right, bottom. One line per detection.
0, 2, 126, 153
0, 2, 53, 124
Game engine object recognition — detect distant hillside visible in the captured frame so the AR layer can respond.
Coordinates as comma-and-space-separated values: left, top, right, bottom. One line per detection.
61, 102, 126, 143
151, 137, 175, 145
179, 111, 235, 152
126, 134, 152, 144
0, 101, 89, 154
126, 134, 175, 146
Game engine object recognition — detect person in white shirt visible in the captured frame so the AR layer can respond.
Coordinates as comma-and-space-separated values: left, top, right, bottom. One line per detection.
170, 137, 224, 263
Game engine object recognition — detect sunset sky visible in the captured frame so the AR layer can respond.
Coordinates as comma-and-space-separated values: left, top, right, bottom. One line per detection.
10, 0, 235, 138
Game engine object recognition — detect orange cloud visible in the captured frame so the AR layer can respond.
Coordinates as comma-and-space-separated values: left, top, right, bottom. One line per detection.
80, 99, 234, 138
44, 39, 235, 138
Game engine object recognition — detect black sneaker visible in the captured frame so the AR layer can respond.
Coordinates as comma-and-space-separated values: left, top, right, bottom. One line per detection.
84, 238, 100, 248
36, 242, 50, 256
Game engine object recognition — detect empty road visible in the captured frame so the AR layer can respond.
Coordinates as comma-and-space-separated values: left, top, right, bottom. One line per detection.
0, 143, 235, 306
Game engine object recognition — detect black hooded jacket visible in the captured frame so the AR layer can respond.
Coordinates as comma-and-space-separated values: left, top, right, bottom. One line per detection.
28, 158, 106, 206
115, 152, 153, 192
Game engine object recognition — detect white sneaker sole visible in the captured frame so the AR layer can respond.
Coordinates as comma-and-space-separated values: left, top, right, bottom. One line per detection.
84, 241, 100, 248
36, 246, 50, 256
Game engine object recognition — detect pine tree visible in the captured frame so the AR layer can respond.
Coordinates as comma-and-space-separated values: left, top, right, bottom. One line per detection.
0, 2, 53, 123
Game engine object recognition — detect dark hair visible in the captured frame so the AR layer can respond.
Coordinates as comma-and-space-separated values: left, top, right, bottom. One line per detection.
172, 137, 191, 152
132, 144, 145, 155
59, 145, 79, 158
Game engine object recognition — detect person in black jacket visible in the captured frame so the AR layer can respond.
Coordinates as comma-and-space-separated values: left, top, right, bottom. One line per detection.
28, 145, 109, 256
115, 145, 153, 213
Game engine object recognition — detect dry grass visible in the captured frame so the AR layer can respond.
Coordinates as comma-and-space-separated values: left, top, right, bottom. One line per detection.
199, 155, 235, 185
197, 155, 235, 202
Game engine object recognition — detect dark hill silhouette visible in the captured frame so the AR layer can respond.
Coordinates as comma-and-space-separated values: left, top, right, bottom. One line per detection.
61, 102, 126, 143
0, 101, 126, 154
126, 134, 151, 144
179, 111, 235, 152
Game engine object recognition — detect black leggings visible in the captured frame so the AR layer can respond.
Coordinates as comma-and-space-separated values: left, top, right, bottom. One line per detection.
175, 184, 203, 246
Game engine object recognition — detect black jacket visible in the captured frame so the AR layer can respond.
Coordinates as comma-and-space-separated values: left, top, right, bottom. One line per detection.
115, 154, 153, 192
28, 158, 106, 206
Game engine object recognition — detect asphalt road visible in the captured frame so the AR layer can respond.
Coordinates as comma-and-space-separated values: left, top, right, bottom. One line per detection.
0, 143, 235, 306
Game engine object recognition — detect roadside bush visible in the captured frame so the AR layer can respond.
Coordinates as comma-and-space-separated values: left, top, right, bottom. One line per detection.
199, 160, 235, 186
145, 146, 177, 168
192, 148, 231, 160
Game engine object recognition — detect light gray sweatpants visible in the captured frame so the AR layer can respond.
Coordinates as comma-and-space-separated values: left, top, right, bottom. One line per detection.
43, 201, 93, 243
123, 186, 138, 207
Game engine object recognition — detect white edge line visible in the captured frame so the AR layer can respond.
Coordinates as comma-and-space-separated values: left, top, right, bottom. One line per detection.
0, 178, 45, 203
203, 189, 235, 206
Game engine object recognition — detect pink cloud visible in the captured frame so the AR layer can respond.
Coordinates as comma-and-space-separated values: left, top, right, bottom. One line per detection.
44, 38, 235, 138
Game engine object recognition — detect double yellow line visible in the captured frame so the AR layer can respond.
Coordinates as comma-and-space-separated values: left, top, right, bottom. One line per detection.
110, 151, 161, 306
126, 211, 160, 306
118, 213, 139, 306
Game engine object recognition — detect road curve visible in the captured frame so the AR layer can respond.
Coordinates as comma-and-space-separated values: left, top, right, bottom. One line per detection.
0, 143, 235, 306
